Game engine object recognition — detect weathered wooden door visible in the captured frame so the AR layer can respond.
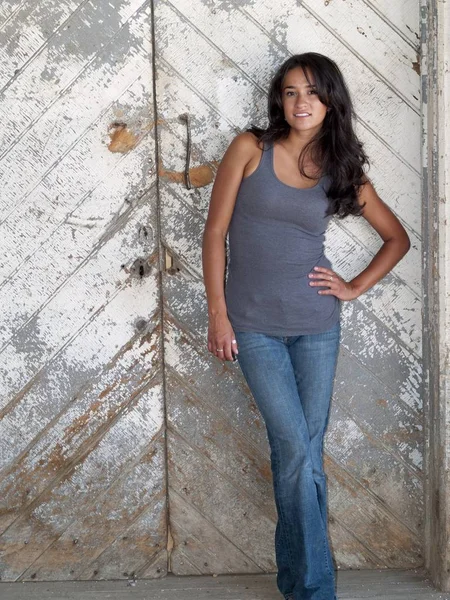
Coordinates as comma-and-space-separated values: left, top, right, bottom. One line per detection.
0, 0, 423, 582
0, 0, 167, 580
156, 0, 423, 574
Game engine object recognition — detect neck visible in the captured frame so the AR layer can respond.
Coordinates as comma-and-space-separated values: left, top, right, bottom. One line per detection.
280, 128, 323, 175
284, 127, 320, 153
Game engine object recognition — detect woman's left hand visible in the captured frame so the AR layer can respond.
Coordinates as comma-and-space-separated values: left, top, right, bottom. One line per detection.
308, 266, 359, 301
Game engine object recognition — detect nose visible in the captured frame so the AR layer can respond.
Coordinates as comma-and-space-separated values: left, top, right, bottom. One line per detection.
294, 92, 309, 107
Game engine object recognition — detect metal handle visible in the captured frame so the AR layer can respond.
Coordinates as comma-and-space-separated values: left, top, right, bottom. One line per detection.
180, 113, 192, 190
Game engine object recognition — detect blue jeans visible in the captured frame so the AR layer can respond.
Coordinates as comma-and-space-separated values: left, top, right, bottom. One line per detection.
234, 320, 341, 600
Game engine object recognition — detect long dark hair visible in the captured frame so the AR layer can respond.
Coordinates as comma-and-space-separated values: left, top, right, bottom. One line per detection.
248, 52, 369, 219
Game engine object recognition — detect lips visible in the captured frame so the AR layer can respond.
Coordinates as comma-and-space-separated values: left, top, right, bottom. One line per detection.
294, 113, 311, 117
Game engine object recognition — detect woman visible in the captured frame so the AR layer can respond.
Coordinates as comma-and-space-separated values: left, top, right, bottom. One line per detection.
201, 52, 410, 600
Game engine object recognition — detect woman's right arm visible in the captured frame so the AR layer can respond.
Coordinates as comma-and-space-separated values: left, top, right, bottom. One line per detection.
202, 132, 258, 362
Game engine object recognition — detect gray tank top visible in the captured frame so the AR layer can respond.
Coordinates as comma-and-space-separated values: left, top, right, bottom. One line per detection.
225, 141, 341, 336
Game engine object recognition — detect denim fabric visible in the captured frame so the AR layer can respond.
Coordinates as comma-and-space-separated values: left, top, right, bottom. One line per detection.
234, 320, 341, 600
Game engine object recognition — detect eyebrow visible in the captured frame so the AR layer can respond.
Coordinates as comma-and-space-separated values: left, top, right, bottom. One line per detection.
283, 84, 317, 89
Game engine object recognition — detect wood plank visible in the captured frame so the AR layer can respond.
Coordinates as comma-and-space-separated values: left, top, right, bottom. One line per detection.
0, 569, 445, 600
168, 431, 276, 574
169, 489, 264, 576
327, 220, 421, 356
0, 0, 147, 155
327, 402, 422, 535
19, 439, 166, 581
0, 0, 86, 90
79, 508, 168, 580
0, 194, 158, 414
326, 456, 422, 568
0, 5, 151, 223
0, 380, 165, 581
0, 140, 155, 360
0, 1, 28, 28
166, 373, 274, 514
0, 317, 162, 531
364, 0, 419, 47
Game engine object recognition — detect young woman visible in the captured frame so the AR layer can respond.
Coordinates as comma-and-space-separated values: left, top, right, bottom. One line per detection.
201, 53, 410, 600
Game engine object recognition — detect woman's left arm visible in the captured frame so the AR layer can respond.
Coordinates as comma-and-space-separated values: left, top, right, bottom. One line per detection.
347, 178, 411, 298
309, 178, 411, 300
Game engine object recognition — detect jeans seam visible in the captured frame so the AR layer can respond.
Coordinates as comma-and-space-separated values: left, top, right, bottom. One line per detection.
272, 438, 297, 582
322, 527, 333, 576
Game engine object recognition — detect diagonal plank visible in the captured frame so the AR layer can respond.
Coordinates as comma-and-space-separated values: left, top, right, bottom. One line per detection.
0, 0, 164, 581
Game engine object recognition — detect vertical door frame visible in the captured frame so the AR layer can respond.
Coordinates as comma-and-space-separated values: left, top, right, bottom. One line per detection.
421, 0, 450, 592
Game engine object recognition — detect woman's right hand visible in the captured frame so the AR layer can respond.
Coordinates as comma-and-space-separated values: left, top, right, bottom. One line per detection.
207, 312, 238, 362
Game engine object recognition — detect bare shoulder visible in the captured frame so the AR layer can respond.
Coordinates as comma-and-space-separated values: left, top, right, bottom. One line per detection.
221, 131, 264, 180
357, 174, 380, 208
224, 130, 261, 162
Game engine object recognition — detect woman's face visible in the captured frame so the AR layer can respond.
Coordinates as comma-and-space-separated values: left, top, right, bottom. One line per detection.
281, 67, 328, 135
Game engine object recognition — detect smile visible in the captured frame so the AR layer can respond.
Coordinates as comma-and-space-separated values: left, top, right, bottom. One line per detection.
294, 113, 311, 117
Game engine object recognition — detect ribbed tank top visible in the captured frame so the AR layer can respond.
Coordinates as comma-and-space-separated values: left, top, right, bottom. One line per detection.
225, 141, 341, 336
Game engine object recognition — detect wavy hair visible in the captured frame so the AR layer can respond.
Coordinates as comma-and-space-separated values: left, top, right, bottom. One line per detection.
248, 52, 369, 218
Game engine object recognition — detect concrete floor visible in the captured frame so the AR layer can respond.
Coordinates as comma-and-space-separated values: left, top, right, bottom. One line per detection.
0, 568, 448, 600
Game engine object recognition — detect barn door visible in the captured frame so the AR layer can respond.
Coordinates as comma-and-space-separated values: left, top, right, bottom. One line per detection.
0, 0, 424, 583
0, 1, 167, 581
155, 0, 424, 574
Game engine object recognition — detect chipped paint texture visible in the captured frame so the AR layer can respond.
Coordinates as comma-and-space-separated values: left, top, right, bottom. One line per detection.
0, 0, 166, 582
0, 0, 430, 584
421, 0, 450, 592
156, 0, 424, 575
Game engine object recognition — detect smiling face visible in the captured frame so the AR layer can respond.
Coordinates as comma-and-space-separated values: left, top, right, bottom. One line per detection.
281, 66, 329, 136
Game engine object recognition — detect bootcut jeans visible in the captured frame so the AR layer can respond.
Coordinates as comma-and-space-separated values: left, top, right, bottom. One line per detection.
234, 319, 341, 600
